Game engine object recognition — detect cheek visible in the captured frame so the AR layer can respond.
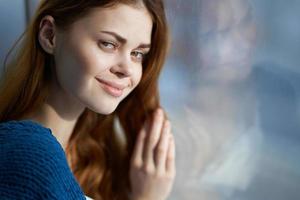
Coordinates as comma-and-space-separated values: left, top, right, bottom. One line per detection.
132, 67, 143, 87
54, 44, 98, 94
63, 34, 108, 76
72, 43, 105, 75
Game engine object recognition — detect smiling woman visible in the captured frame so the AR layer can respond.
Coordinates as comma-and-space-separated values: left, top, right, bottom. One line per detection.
0, 1, 174, 200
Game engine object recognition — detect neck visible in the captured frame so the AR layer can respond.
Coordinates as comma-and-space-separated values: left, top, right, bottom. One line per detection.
23, 82, 85, 150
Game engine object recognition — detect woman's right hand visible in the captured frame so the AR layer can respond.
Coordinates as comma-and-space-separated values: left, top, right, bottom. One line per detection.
129, 108, 176, 200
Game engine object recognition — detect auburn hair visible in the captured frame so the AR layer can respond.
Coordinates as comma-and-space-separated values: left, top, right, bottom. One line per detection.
0, 0, 169, 199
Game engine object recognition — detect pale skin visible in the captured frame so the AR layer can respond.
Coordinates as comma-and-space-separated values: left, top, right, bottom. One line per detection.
130, 108, 176, 200
24, 3, 175, 200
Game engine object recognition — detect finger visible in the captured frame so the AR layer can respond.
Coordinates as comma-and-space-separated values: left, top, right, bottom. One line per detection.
144, 108, 164, 167
131, 123, 147, 167
166, 134, 175, 174
155, 120, 171, 173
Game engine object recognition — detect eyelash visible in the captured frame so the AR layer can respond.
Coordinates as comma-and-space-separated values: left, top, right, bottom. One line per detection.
100, 41, 118, 50
131, 51, 146, 62
99, 41, 147, 62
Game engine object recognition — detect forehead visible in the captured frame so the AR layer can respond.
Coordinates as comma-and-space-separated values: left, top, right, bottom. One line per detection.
75, 4, 153, 44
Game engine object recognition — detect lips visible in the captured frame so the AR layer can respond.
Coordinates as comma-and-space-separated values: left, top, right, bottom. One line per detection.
95, 78, 127, 97
96, 78, 127, 90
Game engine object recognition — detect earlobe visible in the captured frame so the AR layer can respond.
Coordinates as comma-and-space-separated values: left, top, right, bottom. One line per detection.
38, 15, 56, 54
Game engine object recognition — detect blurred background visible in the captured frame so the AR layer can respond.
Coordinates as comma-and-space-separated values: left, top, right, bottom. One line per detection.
1, 0, 300, 199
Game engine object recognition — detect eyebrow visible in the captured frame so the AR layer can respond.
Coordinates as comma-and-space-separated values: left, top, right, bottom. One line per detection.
100, 31, 151, 49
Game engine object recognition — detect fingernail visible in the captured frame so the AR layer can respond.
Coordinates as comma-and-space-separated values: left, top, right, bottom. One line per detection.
156, 108, 162, 117
168, 121, 172, 129
165, 120, 170, 128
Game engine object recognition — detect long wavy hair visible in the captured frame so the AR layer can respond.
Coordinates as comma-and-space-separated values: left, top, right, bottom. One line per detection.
0, 0, 169, 199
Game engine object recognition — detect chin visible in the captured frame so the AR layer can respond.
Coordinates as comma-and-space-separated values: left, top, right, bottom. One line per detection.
87, 102, 118, 115
99, 108, 116, 115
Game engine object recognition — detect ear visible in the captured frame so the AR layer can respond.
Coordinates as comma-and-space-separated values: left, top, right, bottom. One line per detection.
38, 15, 56, 54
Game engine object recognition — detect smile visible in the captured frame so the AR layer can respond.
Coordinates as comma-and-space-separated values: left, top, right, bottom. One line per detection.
96, 78, 125, 97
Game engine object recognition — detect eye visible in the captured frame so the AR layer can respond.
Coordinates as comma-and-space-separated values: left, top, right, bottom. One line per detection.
99, 41, 117, 50
131, 51, 146, 62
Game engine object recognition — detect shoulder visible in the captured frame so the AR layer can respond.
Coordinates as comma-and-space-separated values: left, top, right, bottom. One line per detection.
0, 120, 85, 199
0, 120, 55, 141
0, 120, 64, 161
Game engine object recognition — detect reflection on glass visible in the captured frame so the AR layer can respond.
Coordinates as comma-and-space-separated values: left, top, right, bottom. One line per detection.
162, 0, 300, 199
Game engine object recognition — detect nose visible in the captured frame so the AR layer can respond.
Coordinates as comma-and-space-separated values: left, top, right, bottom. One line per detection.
110, 52, 132, 78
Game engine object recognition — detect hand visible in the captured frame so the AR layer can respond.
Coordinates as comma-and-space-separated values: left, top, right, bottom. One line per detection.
129, 108, 176, 200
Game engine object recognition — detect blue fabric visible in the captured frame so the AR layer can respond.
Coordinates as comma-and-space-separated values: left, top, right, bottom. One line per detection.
0, 120, 86, 200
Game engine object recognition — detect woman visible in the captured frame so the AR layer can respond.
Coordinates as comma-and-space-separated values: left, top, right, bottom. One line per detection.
0, 0, 175, 200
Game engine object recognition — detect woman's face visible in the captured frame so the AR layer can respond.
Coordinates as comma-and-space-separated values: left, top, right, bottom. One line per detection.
53, 4, 153, 114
